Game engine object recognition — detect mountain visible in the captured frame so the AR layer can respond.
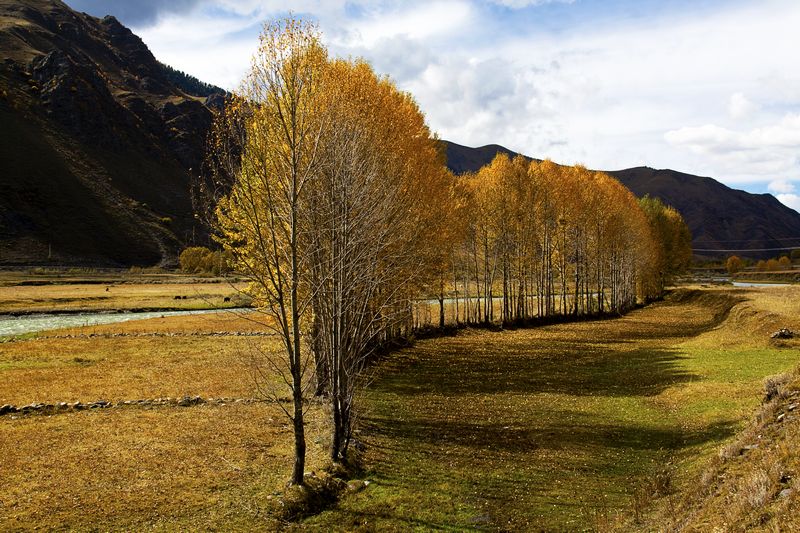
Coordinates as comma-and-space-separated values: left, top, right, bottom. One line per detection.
442, 140, 800, 259
0, 0, 223, 266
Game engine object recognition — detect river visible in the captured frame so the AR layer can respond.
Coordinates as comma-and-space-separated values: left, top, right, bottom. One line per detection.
0, 308, 250, 337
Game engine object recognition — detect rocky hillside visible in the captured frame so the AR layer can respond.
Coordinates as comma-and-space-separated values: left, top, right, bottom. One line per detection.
443, 140, 800, 259
0, 0, 223, 266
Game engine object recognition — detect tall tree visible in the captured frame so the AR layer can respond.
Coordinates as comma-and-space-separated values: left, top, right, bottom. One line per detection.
206, 18, 326, 486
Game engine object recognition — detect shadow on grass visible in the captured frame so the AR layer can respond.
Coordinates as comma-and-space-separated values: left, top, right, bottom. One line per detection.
381, 345, 698, 398
309, 290, 745, 530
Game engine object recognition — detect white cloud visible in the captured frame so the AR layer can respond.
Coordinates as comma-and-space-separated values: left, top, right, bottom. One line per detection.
768, 179, 796, 194
664, 113, 800, 181
776, 193, 800, 212
490, 0, 574, 7
728, 92, 758, 120
128, 0, 800, 191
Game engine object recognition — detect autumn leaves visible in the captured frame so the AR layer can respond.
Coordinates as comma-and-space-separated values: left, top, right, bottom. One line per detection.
204, 18, 691, 486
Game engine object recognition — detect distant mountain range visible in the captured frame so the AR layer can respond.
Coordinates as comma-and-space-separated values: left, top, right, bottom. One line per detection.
1, 0, 796, 266
444, 141, 800, 259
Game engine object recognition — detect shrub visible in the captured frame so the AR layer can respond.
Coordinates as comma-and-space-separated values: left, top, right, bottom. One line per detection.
179, 246, 233, 275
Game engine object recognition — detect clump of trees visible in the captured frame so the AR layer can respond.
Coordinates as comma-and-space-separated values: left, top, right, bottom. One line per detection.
726, 255, 745, 274
440, 156, 690, 327
201, 18, 452, 484
159, 62, 224, 98
200, 18, 692, 486
178, 246, 233, 275
754, 256, 792, 272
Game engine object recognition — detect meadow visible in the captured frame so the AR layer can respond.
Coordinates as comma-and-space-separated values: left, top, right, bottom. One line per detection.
1, 276, 798, 531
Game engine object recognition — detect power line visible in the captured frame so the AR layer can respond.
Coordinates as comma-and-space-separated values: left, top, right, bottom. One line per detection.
693, 246, 799, 252
693, 236, 800, 244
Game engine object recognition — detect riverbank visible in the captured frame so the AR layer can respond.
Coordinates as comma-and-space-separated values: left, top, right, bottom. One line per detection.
0, 271, 250, 315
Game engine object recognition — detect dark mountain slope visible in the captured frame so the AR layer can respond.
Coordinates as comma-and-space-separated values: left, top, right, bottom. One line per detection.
441, 140, 800, 258
608, 167, 800, 257
443, 140, 530, 175
0, 0, 221, 266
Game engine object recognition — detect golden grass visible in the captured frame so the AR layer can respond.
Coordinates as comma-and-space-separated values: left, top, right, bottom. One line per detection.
2, 282, 799, 530
49, 308, 275, 336
0, 280, 248, 313
0, 285, 325, 531
0, 334, 282, 405
0, 403, 330, 531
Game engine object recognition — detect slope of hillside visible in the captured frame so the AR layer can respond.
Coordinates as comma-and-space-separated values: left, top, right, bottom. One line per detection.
443, 140, 527, 175
442, 140, 800, 259
609, 167, 800, 259
0, 0, 221, 266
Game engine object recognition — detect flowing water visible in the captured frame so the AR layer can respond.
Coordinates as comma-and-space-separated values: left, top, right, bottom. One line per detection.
0, 308, 250, 337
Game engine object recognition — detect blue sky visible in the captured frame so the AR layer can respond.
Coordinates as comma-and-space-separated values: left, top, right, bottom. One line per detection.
67, 0, 800, 212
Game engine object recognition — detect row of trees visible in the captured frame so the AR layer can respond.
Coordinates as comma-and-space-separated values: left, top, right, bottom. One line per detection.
434, 156, 691, 328
200, 19, 692, 486
727, 254, 795, 274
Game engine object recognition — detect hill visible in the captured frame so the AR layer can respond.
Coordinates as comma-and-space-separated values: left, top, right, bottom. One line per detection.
443, 140, 800, 259
0, 0, 222, 266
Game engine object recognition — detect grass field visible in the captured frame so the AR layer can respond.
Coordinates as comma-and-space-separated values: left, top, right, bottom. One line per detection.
302, 287, 800, 531
0, 271, 248, 313
1, 282, 798, 530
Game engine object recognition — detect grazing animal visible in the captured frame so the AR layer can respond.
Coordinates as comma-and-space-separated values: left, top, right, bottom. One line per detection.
223, 297, 231, 303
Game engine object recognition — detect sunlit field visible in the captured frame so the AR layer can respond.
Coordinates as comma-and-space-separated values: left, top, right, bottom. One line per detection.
0, 271, 248, 314
1, 282, 799, 530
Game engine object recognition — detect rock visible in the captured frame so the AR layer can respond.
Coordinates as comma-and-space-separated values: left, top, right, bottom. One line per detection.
788, 403, 797, 411
0, 404, 14, 415
771, 328, 795, 339
346, 480, 368, 493
778, 413, 785, 422
741, 444, 759, 453
779, 488, 794, 499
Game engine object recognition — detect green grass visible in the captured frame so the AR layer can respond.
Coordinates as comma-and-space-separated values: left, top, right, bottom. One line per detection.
301, 289, 800, 531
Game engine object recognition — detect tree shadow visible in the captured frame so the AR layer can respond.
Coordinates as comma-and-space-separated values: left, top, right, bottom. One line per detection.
380, 344, 697, 398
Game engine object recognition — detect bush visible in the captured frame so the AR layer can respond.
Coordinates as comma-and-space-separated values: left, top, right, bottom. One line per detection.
179, 246, 233, 275
726, 255, 744, 275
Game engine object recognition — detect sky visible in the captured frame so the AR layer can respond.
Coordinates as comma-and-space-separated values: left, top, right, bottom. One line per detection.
66, 0, 800, 212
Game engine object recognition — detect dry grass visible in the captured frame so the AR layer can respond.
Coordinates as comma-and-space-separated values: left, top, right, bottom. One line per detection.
2, 279, 799, 530
49, 308, 275, 336
0, 403, 330, 531
0, 334, 285, 405
0, 278, 248, 313
0, 280, 327, 530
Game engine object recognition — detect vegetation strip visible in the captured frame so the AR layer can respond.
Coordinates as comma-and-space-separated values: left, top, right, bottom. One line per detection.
0, 330, 274, 343
0, 396, 296, 417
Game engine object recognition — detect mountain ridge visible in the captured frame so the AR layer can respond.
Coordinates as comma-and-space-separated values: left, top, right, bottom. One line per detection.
0, 0, 220, 266
1, 0, 797, 265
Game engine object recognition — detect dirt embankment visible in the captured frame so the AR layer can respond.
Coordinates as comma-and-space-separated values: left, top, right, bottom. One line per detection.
637, 287, 800, 532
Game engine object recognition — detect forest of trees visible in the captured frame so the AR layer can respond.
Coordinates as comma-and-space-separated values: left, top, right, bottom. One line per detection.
200, 18, 692, 486
159, 62, 224, 98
